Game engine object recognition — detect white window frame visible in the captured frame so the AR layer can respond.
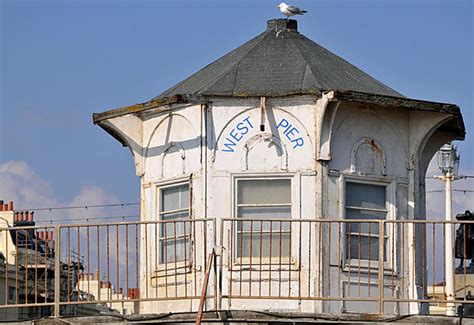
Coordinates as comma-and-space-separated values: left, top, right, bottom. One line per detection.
155, 179, 192, 268
341, 174, 397, 272
231, 173, 296, 266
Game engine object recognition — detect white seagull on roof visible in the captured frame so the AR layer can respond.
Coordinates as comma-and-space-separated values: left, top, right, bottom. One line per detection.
277, 2, 307, 18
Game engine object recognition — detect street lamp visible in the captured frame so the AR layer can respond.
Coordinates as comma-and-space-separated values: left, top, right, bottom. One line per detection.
436, 143, 460, 316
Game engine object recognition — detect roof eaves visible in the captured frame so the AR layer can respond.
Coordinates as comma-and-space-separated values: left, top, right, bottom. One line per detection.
92, 94, 205, 124
331, 90, 466, 139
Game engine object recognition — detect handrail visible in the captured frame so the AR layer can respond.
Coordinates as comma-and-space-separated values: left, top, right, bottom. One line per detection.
196, 249, 215, 325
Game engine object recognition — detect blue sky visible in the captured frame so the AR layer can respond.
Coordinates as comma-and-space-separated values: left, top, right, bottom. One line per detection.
0, 0, 473, 222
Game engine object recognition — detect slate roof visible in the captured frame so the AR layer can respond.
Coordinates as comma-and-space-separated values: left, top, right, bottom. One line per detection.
155, 19, 403, 99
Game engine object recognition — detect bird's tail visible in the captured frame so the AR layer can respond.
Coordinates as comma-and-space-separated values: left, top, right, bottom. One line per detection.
300, 10, 307, 14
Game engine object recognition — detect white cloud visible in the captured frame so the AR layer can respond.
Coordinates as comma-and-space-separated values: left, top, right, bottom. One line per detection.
0, 161, 58, 212
0, 160, 137, 223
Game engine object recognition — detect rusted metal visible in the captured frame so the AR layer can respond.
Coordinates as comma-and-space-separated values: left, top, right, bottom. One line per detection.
196, 250, 214, 325
2, 218, 474, 317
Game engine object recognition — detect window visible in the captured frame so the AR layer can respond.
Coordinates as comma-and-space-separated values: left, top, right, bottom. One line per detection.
159, 183, 190, 263
235, 178, 291, 259
345, 182, 388, 262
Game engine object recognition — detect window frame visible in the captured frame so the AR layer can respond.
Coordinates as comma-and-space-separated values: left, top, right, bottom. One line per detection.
155, 179, 192, 268
341, 175, 397, 272
232, 173, 296, 266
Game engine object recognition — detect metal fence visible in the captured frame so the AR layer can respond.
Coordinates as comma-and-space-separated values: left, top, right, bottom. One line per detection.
0, 218, 473, 318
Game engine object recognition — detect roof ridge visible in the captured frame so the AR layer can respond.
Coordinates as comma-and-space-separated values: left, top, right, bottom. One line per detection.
288, 34, 315, 92
294, 33, 403, 97
196, 31, 273, 95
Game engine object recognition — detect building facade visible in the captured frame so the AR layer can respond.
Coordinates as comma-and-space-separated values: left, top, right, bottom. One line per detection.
93, 19, 465, 315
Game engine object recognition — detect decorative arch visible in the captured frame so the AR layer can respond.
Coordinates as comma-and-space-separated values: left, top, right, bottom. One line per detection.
241, 133, 288, 171
350, 137, 386, 176
160, 142, 186, 177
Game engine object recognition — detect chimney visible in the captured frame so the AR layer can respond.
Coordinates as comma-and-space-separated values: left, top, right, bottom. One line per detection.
8, 201, 13, 211
267, 18, 298, 32
4, 204, 8, 211
0, 201, 3, 211
25, 211, 29, 221
30, 211, 34, 221
20, 212, 24, 221
15, 212, 19, 221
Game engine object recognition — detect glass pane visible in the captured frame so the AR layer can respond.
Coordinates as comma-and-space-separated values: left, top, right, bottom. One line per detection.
346, 183, 385, 209
346, 236, 387, 261
346, 208, 385, 234
160, 237, 191, 263
238, 179, 291, 205
237, 206, 291, 219
237, 233, 290, 258
237, 219, 291, 232
161, 184, 189, 212
160, 217, 190, 237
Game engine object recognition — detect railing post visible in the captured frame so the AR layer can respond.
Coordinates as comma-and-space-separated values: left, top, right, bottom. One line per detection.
378, 221, 385, 314
54, 224, 61, 318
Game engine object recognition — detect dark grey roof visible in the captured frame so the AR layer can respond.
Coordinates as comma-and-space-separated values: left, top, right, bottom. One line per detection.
155, 19, 403, 99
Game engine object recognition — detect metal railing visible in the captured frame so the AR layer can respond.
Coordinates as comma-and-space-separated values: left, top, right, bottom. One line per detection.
0, 218, 474, 318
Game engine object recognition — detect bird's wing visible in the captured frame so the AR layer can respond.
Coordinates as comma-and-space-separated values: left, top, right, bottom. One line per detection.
286, 5, 302, 14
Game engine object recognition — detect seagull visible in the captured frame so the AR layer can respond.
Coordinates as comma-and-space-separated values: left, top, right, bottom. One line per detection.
277, 3, 307, 19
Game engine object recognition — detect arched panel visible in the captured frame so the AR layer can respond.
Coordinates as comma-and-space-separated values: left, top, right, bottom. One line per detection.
241, 133, 288, 171
350, 137, 386, 176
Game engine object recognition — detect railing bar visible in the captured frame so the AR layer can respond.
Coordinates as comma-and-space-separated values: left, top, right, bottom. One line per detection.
229, 225, 233, 299
308, 221, 312, 299
464, 224, 467, 300
401, 223, 405, 299
412, 222, 416, 304
318, 222, 322, 297
155, 222, 158, 299
68, 226, 71, 303
25, 231, 29, 305
107, 225, 110, 302
347, 223, 351, 298
77, 226, 81, 303
135, 224, 139, 295
278, 221, 282, 297
249, 220, 253, 297
5, 229, 8, 305
174, 221, 178, 298
259, 220, 263, 297
116, 224, 119, 302
269, 221, 272, 297
35, 228, 38, 304
97, 226, 101, 304
145, 223, 149, 299
239, 220, 243, 296
421, 222, 426, 302
431, 224, 435, 300
164, 221, 168, 298
46, 227, 50, 305
184, 221, 188, 298
391, 222, 395, 298
443, 224, 446, 298
337, 222, 341, 299
193, 220, 197, 297
288, 220, 292, 298
87, 226, 91, 300
358, 223, 361, 297
298, 220, 302, 298
368, 223, 371, 298
327, 222, 331, 298
126, 224, 129, 301
378, 221, 384, 314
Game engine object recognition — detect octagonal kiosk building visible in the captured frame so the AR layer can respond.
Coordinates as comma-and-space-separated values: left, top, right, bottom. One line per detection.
93, 19, 465, 316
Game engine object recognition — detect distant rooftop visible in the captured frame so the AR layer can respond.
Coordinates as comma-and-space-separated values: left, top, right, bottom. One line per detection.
155, 18, 403, 99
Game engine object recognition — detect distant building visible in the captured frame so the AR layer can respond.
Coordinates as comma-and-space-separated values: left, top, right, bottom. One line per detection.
77, 272, 138, 315
94, 19, 465, 315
